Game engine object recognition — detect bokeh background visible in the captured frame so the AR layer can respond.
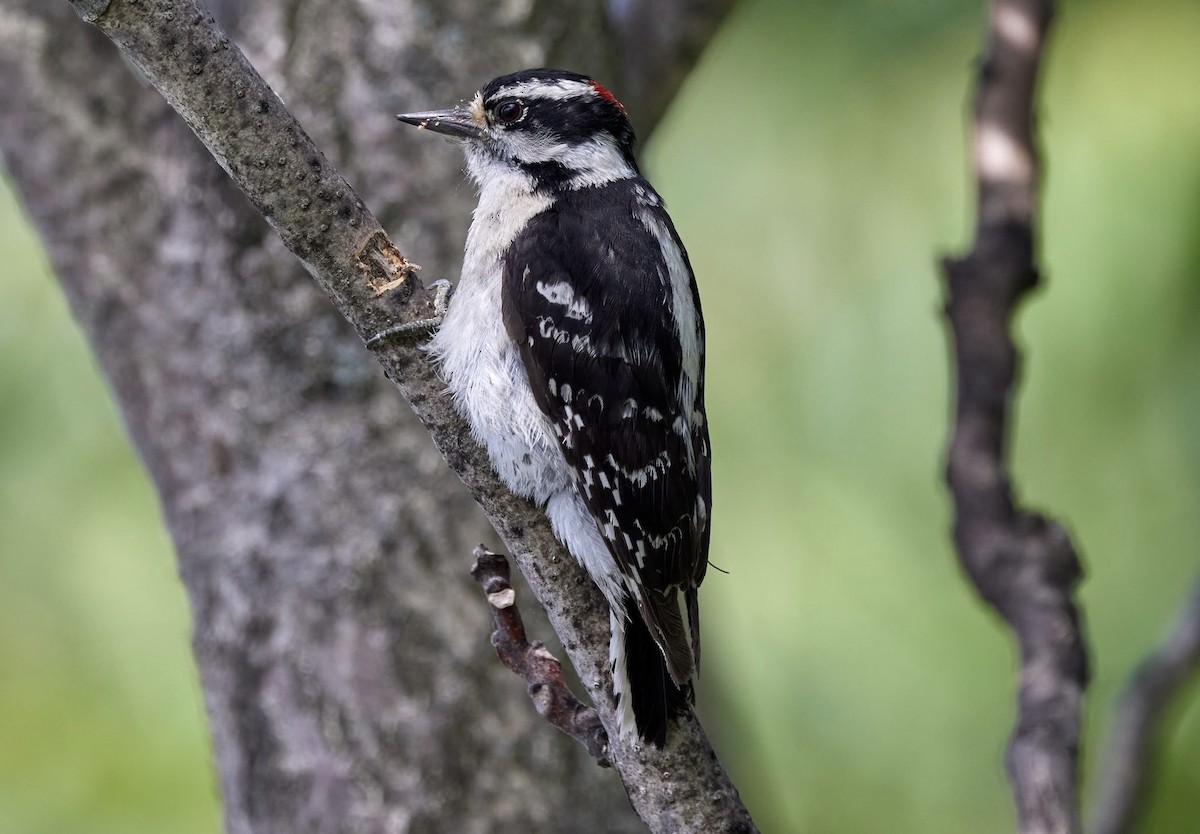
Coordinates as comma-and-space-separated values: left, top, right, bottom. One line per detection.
2, 0, 1198, 831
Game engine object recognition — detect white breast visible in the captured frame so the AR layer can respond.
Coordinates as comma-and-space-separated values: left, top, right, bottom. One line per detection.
427, 152, 569, 503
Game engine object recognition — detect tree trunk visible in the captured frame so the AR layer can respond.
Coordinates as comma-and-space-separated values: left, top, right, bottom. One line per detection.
0, 1, 729, 831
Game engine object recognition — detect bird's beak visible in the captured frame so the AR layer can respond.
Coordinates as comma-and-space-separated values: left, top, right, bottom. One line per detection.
395, 106, 484, 139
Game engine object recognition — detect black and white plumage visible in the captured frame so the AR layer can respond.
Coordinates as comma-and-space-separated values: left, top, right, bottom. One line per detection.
396, 69, 710, 745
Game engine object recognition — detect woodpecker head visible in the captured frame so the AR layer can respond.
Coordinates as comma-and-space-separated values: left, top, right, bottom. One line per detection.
396, 69, 639, 191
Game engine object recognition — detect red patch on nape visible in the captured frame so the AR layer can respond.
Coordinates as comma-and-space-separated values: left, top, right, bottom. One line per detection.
589, 80, 626, 115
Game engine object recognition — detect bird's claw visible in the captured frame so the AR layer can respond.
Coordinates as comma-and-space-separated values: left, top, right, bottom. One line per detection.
366, 280, 453, 347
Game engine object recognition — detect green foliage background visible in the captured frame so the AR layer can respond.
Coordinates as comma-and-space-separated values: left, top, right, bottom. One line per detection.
2, 0, 1198, 831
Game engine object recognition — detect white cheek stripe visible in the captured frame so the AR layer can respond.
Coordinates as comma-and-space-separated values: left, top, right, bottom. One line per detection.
561, 136, 636, 189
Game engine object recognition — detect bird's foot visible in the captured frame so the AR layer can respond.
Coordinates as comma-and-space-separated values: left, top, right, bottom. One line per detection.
366, 279, 453, 346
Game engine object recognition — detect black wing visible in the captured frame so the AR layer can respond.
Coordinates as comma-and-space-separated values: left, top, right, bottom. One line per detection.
501, 180, 710, 686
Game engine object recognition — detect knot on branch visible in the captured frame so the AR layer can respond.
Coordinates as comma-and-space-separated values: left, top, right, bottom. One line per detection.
356, 229, 420, 296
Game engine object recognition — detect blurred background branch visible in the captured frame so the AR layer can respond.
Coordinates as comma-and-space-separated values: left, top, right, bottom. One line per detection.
942, 1, 1090, 831
607, 0, 737, 132
1092, 578, 1200, 834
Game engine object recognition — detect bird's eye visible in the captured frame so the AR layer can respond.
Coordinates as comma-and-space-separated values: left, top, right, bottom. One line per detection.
495, 101, 524, 125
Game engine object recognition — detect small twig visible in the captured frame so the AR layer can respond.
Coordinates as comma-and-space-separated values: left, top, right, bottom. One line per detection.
470, 545, 610, 767
942, 2, 1089, 833
1090, 578, 1200, 834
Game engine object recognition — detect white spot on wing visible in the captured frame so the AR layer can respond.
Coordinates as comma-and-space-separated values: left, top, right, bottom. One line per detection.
537, 315, 571, 344
535, 280, 593, 321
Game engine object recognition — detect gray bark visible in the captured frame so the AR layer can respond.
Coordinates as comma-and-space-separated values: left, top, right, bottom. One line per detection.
0, 1, 737, 832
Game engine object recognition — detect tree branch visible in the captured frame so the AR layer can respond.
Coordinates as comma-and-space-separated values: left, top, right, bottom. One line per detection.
470, 546, 610, 767
941, 2, 1089, 833
63, 0, 756, 830
1090, 578, 1200, 834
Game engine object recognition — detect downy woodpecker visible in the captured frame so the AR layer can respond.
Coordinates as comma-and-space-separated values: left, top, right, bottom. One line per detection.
394, 69, 710, 745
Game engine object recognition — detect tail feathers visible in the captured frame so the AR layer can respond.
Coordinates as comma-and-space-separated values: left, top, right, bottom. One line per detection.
686, 586, 702, 675
613, 602, 694, 746
632, 587, 695, 687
